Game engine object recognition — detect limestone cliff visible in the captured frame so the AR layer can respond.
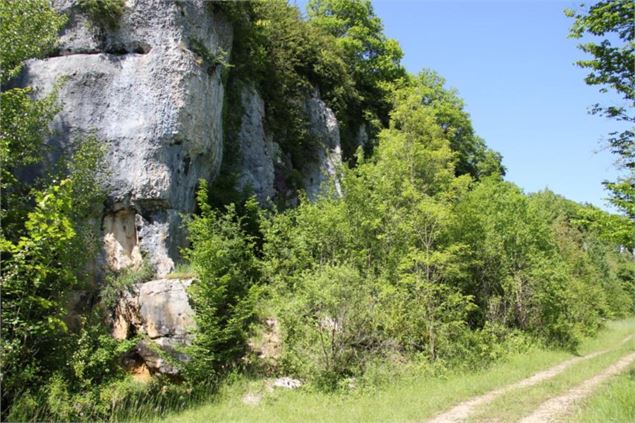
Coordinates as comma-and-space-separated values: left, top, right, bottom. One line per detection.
19, 1, 343, 373
21, 1, 342, 277
20, 0, 232, 276
235, 84, 342, 204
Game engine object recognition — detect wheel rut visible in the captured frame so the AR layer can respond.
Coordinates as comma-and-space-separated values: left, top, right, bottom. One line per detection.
425, 334, 634, 423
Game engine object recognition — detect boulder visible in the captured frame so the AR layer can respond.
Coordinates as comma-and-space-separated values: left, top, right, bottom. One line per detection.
113, 278, 195, 375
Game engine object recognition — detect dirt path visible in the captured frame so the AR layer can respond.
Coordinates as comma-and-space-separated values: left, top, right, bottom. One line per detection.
426, 335, 634, 423
518, 350, 635, 423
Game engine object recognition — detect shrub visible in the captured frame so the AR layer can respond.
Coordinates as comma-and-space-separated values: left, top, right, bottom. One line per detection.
100, 259, 154, 308
77, 0, 125, 29
276, 264, 384, 387
183, 181, 261, 383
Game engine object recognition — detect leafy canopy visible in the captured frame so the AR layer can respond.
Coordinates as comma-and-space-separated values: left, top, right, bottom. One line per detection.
566, 0, 635, 219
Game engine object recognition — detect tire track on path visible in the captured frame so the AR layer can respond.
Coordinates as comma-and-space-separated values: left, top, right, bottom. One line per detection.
425, 334, 634, 423
518, 350, 635, 423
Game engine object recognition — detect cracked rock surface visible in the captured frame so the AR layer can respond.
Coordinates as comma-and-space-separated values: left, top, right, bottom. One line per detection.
113, 278, 195, 375
18, 0, 233, 275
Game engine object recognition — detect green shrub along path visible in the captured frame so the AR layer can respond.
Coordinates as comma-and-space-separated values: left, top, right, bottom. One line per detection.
154, 319, 635, 423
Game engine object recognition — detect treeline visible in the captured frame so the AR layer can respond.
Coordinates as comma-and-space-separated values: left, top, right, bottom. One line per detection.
0, 0, 633, 422
187, 72, 634, 388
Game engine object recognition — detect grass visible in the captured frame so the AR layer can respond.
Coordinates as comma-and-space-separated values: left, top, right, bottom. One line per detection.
468, 338, 635, 422
150, 319, 635, 423
567, 365, 635, 423
165, 263, 197, 280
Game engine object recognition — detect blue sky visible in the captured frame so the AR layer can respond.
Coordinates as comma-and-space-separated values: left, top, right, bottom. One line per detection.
297, 0, 628, 211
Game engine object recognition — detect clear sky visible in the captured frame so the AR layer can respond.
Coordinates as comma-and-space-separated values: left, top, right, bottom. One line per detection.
297, 0, 628, 211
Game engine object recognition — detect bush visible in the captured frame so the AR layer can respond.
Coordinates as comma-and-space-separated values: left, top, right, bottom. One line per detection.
276, 265, 384, 387
183, 181, 261, 383
77, 0, 125, 29
100, 259, 154, 308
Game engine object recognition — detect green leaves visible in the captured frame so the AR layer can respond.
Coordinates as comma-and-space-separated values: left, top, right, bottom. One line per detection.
308, 0, 406, 149
0, 0, 66, 83
77, 0, 125, 29
567, 0, 634, 215
184, 182, 260, 381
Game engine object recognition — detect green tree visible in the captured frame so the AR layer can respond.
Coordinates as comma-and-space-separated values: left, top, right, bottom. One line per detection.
0, 0, 67, 236
391, 71, 505, 179
220, 0, 356, 190
307, 0, 405, 143
183, 182, 260, 382
0, 0, 66, 82
566, 0, 634, 219
0, 3, 126, 418
1, 140, 107, 418
450, 179, 602, 347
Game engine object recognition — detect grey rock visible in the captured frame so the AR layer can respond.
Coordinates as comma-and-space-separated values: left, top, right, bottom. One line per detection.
138, 278, 195, 341
136, 340, 180, 376
234, 84, 342, 204
303, 89, 343, 200
19, 0, 233, 275
236, 83, 277, 203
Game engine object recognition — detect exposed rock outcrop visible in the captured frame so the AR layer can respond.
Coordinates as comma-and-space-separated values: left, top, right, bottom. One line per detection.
236, 83, 278, 203
17, 3, 347, 378
235, 86, 343, 204
20, 1, 345, 275
19, 0, 233, 275
303, 89, 343, 199
113, 278, 195, 375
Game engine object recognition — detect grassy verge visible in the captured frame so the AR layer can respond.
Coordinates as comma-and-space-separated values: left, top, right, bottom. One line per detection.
566, 365, 635, 423
150, 319, 635, 423
468, 343, 635, 422
468, 319, 635, 422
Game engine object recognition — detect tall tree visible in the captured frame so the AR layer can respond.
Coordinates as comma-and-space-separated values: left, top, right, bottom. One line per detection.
307, 0, 405, 130
566, 0, 634, 221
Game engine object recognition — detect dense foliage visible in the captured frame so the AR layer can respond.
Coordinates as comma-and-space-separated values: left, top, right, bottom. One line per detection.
0, 2, 137, 421
183, 66, 633, 389
183, 184, 261, 382
249, 76, 634, 384
77, 0, 125, 29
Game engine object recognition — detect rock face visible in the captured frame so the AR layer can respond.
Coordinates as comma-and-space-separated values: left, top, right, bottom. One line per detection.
303, 89, 343, 199
18, 2, 347, 375
235, 86, 343, 204
19, 1, 344, 275
113, 278, 195, 375
236, 83, 278, 203
19, 0, 233, 275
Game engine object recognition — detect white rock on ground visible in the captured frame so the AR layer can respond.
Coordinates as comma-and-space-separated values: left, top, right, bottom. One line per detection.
272, 377, 303, 390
